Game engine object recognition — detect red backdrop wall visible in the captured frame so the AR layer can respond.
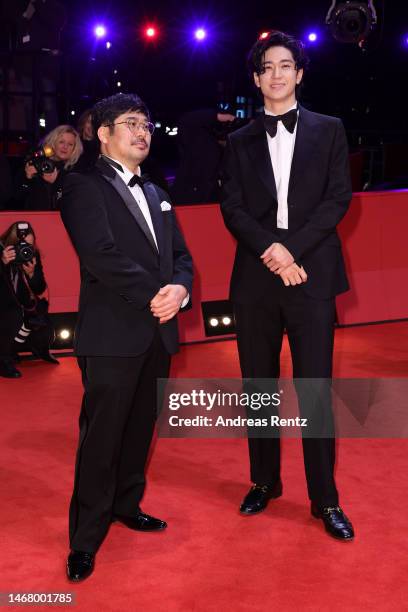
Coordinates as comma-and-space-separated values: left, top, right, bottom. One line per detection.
1, 191, 407, 343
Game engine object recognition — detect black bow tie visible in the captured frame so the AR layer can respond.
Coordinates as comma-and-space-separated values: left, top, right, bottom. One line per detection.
263, 109, 298, 138
127, 174, 145, 188
101, 155, 147, 187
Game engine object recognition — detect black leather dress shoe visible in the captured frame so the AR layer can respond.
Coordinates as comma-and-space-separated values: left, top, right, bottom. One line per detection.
240, 481, 283, 515
113, 511, 167, 531
311, 504, 354, 540
32, 348, 60, 364
66, 550, 95, 582
0, 360, 22, 378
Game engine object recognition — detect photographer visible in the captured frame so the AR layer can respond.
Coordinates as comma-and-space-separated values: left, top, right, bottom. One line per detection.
15, 124, 83, 210
171, 108, 236, 205
0, 221, 58, 378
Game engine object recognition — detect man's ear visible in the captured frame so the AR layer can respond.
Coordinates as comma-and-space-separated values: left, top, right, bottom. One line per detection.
253, 72, 261, 88
296, 68, 304, 85
97, 125, 109, 144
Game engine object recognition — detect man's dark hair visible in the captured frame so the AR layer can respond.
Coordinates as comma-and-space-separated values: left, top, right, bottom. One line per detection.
247, 30, 309, 76
91, 93, 150, 136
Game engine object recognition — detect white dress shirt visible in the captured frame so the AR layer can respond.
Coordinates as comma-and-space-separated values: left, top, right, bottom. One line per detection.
108, 157, 159, 251
265, 103, 298, 229
105, 156, 189, 308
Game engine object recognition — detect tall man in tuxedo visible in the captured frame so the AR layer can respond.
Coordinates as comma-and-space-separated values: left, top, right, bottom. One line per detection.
221, 32, 354, 540
61, 93, 193, 581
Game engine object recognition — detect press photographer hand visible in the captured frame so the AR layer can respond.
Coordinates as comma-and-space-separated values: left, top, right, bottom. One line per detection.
1, 246, 16, 265
25, 162, 38, 180
22, 257, 37, 278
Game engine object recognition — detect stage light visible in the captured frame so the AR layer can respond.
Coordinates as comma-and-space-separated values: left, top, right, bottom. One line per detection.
39, 118, 46, 127
117, 81, 121, 87
155, 122, 162, 128
106, 41, 112, 49
59, 329, 71, 340
308, 32, 318, 42
201, 301, 235, 337
145, 26, 157, 39
94, 25, 107, 39
194, 28, 207, 41
70, 110, 75, 116
326, 1, 377, 44
259, 31, 270, 40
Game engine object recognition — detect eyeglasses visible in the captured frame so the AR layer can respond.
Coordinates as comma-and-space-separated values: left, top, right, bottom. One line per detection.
106, 119, 155, 135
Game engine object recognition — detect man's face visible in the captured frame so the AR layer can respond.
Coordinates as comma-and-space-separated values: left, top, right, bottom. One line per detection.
98, 111, 151, 167
254, 45, 303, 107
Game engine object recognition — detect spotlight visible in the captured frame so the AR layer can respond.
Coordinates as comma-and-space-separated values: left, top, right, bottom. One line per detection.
117, 81, 121, 87
106, 41, 112, 49
194, 28, 207, 41
59, 329, 71, 340
145, 26, 157, 39
259, 31, 270, 40
201, 301, 236, 337
308, 32, 318, 42
70, 110, 75, 116
94, 24, 107, 39
326, 1, 377, 44
39, 118, 46, 127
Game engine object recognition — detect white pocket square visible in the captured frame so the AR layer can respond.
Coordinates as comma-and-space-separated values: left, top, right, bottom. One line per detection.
160, 201, 172, 211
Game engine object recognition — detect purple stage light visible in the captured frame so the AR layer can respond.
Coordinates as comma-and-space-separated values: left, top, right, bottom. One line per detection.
308, 32, 318, 42
94, 25, 107, 39
194, 28, 207, 41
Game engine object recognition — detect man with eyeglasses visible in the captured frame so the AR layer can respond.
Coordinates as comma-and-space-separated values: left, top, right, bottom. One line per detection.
221, 32, 354, 540
61, 93, 193, 581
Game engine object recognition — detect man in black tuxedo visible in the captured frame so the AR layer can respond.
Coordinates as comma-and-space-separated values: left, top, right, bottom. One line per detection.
221, 32, 354, 540
60, 93, 193, 581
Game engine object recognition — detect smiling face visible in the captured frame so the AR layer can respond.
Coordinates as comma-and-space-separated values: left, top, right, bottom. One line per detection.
254, 45, 303, 112
53, 132, 76, 161
97, 111, 151, 172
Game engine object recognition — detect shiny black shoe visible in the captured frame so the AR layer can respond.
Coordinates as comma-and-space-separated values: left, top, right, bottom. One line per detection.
0, 359, 22, 378
32, 348, 60, 364
66, 550, 95, 582
113, 511, 167, 531
240, 481, 283, 515
311, 503, 354, 541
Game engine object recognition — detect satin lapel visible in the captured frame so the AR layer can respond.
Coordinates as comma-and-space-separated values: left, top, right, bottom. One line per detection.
142, 182, 165, 256
246, 126, 277, 201
101, 171, 158, 254
288, 107, 319, 201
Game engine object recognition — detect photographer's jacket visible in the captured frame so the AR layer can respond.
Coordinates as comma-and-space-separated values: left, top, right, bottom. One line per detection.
60, 156, 193, 357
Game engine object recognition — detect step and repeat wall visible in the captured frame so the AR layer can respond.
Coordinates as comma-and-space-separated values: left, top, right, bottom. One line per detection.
1, 191, 407, 344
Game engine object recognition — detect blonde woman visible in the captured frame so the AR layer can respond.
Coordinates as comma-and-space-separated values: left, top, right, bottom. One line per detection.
16, 125, 83, 210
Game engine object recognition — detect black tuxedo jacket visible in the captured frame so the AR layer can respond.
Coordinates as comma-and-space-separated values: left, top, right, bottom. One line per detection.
60, 157, 193, 357
221, 106, 352, 302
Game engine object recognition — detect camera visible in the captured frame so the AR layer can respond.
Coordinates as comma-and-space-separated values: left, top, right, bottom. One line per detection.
26, 145, 55, 175
326, 1, 377, 44
14, 223, 35, 264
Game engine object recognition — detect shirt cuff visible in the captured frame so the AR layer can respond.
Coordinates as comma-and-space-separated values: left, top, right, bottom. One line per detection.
181, 293, 190, 309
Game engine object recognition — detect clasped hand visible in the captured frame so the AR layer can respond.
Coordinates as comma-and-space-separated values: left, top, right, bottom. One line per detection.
261, 242, 307, 286
150, 284, 188, 324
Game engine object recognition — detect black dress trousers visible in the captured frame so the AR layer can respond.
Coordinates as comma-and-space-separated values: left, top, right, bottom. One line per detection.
69, 330, 170, 553
234, 275, 339, 508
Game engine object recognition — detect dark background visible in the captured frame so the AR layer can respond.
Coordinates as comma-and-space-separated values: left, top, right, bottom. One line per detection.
59, 0, 405, 131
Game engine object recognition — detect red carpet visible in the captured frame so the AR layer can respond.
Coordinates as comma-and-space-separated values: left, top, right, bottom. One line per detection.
1, 322, 408, 611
